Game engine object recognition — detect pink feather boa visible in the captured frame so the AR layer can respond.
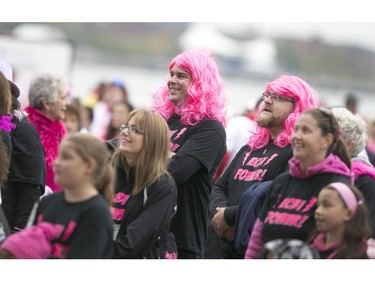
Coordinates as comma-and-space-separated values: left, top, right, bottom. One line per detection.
0, 114, 16, 132
25, 106, 67, 191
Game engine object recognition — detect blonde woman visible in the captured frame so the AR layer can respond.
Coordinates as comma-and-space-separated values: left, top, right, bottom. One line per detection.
111, 109, 177, 259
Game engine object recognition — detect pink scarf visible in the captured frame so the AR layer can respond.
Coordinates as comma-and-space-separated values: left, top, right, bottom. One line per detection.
25, 106, 67, 191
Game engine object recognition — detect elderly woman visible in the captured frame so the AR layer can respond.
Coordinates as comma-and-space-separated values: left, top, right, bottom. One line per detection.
331, 107, 375, 254
25, 74, 68, 192
245, 107, 352, 259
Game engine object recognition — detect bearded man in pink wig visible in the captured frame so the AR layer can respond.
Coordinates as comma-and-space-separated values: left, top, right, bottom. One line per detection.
209, 74, 320, 258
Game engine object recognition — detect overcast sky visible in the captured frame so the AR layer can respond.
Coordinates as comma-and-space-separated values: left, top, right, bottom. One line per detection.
217, 23, 375, 52
4, 0, 375, 54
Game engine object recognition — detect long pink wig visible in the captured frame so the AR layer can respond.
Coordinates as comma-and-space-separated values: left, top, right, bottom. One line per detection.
248, 74, 320, 152
153, 49, 227, 127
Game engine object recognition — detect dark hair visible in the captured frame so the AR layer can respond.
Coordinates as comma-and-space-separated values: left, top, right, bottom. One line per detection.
65, 103, 82, 130
304, 107, 351, 169
99, 81, 129, 102
345, 92, 358, 105
83, 106, 94, 123
104, 100, 134, 141
10, 93, 20, 112
325, 184, 370, 259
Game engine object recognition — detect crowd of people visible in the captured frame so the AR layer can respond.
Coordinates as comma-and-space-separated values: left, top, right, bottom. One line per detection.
0, 47, 375, 260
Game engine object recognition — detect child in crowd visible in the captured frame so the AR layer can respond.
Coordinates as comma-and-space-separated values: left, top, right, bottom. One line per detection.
63, 103, 82, 135
81, 105, 93, 133
0, 133, 114, 258
104, 100, 133, 141
311, 182, 370, 259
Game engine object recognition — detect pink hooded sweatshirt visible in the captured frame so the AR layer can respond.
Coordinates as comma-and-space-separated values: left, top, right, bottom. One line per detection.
245, 154, 352, 259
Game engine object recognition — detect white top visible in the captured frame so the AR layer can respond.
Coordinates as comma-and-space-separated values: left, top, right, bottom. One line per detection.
225, 115, 255, 168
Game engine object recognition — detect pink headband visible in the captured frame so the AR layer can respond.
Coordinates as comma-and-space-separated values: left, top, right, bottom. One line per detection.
329, 182, 362, 213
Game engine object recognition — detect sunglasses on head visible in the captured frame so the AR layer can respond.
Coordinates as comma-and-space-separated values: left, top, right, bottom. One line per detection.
318, 106, 334, 134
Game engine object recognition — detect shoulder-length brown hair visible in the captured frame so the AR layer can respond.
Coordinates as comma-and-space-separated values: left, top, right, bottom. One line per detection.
112, 109, 171, 195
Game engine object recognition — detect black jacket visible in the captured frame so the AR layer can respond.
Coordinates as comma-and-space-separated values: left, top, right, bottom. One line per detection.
112, 168, 177, 259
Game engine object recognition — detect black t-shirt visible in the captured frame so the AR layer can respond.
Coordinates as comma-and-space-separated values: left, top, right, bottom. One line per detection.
210, 139, 293, 225
33, 192, 113, 259
259, 172, 351, 244
168, 114, 226, 257
9, 116, 46, 189
112, 168, 177, 259
355, 174, 375, 237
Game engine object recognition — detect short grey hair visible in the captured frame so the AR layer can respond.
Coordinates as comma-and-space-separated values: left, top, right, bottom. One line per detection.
28, 74, 64, 109
331, 107, 368, 157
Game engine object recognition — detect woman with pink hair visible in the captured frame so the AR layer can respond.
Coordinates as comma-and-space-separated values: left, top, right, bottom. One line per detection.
210, 74, 321, 258
153, 49, 227, 259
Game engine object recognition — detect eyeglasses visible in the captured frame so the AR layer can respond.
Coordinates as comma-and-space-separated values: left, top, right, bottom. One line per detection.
262, 92, 295, 103
318, 106, 333, 134
120, 124, 145, 135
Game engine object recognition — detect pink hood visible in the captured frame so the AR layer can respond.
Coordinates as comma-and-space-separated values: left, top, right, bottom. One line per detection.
352, 160, 375, 181
289, 153, 353, 183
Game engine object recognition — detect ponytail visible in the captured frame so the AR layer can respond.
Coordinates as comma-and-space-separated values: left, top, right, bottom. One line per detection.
331, 138, 351, 169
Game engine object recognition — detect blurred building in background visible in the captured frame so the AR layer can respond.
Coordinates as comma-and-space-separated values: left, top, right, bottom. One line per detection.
1, 22, 375, 118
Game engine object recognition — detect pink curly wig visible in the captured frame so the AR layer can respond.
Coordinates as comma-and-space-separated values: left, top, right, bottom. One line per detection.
153, 49, 227, 127
248, 74, 320, 152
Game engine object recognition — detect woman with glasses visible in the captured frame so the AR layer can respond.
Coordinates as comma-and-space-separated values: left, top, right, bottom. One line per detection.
245, 107, 352, 259
210, 74, 319, 258
111, 109, 177, 259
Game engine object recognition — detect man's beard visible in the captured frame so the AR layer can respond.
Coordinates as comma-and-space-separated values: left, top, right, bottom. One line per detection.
256, 112, 285, 129
256, 112, 274, 128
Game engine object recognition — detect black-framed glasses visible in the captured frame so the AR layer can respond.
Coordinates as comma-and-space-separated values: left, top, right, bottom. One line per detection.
262, 92, 295, 103
318, 106, 333, 133
120, 124, 145, 135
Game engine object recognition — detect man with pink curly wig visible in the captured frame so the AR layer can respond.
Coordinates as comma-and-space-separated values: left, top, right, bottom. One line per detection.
209, 74, 320, 258
153, 49, 227, 259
